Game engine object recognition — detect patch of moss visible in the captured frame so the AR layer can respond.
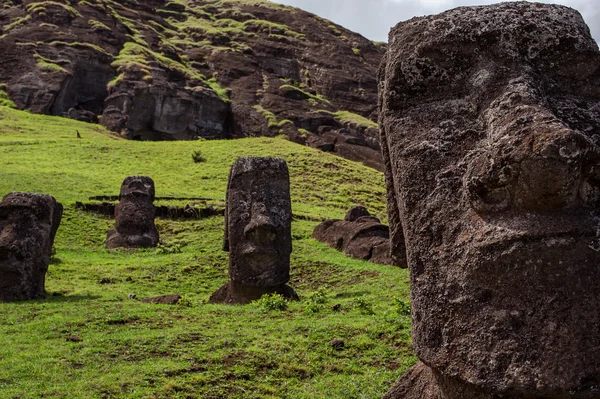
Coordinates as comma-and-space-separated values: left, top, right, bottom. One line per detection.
26, 2, 82, 18
34, 53, 70, 74
0, 86, 16, 108
320, 110, 378, 129
244, 19, 304, 39
88, 19, 110, 32
4, 15, 31, 32
280, 84, 330, 104
253, 104, 292, 131
44, 40, 111, 56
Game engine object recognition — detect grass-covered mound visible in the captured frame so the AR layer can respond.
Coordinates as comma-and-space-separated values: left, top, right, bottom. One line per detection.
0, 107, 415, 398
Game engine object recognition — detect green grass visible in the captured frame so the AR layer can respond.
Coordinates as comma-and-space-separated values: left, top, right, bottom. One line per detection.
0, 86, 16, 108
318, 110, 378, 130
0, 107, 413, 398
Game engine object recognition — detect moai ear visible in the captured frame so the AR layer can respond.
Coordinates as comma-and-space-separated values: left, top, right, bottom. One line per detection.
222, 166, 233, 252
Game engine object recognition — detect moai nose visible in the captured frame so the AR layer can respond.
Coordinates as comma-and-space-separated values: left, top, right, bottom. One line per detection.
514, 131, 592, 211
467, 128, 596, 213
243, 214, 277, 246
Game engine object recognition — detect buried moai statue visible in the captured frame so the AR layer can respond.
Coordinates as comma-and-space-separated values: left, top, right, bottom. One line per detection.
312, 206, 405, 266
210, 157, 298, 304
379, 2, 600, 399
0, 193, 63, 301
106, 176, 159, 249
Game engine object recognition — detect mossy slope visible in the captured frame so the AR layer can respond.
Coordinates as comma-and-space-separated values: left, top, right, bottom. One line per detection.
0, 108, 415, 398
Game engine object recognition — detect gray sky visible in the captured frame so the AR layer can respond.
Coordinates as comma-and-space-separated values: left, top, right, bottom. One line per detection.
274, 0, 599, 43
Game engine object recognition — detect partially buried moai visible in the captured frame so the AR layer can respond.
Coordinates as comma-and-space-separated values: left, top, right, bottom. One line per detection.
106, 176, 159, 249
210, 157, 298, 304
379, 2, 600, 398
0, 192, 63, 301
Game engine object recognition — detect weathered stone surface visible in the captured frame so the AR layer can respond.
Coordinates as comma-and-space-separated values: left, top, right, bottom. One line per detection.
380, 2, 600, 398
106, 176, 159, 249
101, 72, 232, 141
0, 0, 383, 168
210, 157, 297, 304
312, 207, 404, 266
0, 192, 63, 301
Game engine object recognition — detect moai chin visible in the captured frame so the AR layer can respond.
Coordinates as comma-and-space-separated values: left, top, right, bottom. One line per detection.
0, 192, 63, 301
106, 176, 159, 249
379, 3, 600, 398
210, 157, 297, 304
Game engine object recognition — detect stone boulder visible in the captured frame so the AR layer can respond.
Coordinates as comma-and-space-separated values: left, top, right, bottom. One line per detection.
379, 2, 600, 398
210, 157, 298, 304
312, 206, 404, 266
0, 192, 63, 301
106, 176, 159, 249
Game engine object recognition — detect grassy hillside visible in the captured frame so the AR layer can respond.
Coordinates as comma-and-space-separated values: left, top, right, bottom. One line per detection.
0, 107, 415, 399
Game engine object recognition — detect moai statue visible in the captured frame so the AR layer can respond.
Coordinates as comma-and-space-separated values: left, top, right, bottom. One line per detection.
0, 192, 63, 301
210, 157, 298, 304
379, 3, 600, 398
312, 206, 404, 266
106, 176, 159, 249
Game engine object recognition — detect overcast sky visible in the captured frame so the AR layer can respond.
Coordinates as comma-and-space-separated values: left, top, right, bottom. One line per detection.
274, 0, 599, 44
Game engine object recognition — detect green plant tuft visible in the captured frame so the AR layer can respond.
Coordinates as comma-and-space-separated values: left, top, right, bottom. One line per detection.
253, 293, 288, 312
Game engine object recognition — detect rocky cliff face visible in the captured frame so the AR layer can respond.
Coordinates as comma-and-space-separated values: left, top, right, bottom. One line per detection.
0, 0, 384, 168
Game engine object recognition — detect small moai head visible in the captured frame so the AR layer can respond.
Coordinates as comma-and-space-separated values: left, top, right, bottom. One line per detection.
0, 192, 63, 301
224, 157, 292, 287
379, 2, 600, 396
119, 176, 156, 202
106, 176, 159, 249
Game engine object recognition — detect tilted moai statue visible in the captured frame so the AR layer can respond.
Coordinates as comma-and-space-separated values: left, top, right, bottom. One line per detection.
379, 3, 600, 398
210, 157, 298, 304
106, 176, 159, 249
312, 206, 404, 266
0, 192, 63, 301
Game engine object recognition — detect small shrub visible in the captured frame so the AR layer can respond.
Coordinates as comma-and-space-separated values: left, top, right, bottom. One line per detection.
355, 295, 375, 315
191, 150, 206, 163
304, 288, 328, 314
155, 243, 182, 254
253, 293, 287, 312
178, 296, 193, 307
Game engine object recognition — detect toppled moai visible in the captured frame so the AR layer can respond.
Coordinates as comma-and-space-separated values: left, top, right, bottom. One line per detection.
106, 176, 159, 249
312, 206, 405, 266
379, 2, 600, 398
0, 192, 63, 301
210, 157, 298, 304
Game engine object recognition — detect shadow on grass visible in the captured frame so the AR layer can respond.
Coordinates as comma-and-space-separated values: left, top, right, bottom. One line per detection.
7, 294, 102, 305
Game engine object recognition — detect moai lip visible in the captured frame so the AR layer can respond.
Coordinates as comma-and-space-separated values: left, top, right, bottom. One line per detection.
0, 192, 63, 302
210, 157, 297, 304
379, 2, 600, 398
106, 176, 159, 249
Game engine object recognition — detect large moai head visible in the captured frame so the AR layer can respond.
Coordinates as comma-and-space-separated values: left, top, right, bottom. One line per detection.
106, 176, 159, 249
224, 157, 292, 288
379, 2, 600, 397
0, 192, 63, 301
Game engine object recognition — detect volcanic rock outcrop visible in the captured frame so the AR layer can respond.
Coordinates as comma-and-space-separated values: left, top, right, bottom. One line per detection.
0, 0, 384, 168
379, 2, 600, 398
106, 176, 159, 249
312, 206, 403, 266
210, 157, 297, 304
0, 192, 63, 301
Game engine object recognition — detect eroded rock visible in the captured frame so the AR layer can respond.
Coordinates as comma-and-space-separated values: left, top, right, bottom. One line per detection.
106, 176, 159, 249
210, 157, 298, 304
312, 206, 404, 266
379, 2, 600, 398
379, 2, 600, 399
0, 192, 63, 301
